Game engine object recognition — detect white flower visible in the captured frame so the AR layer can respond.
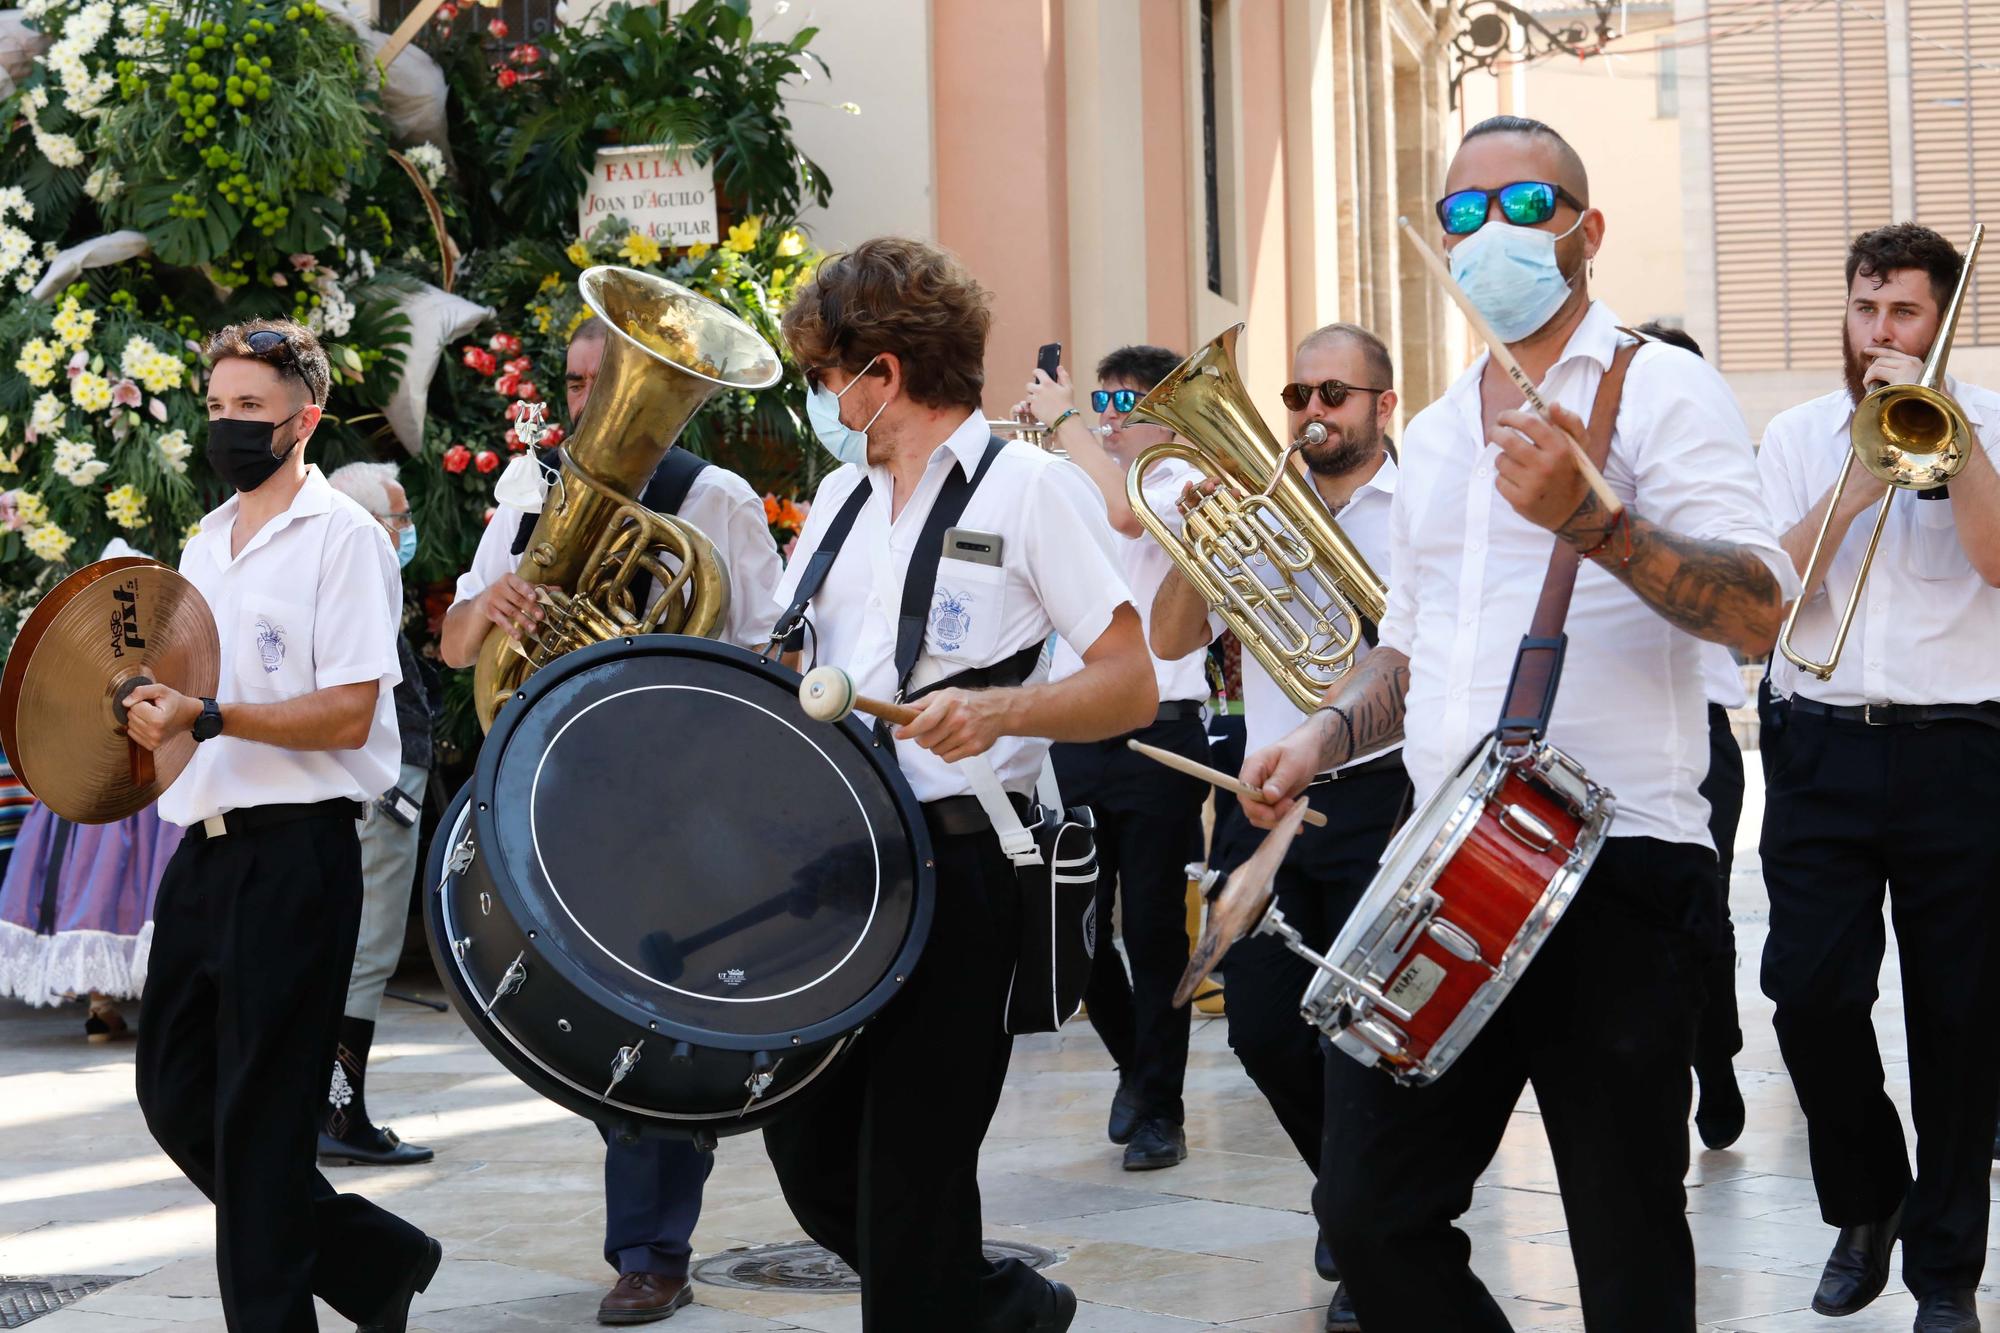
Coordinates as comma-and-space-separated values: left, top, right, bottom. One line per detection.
83, 165, 123, 203
155, 428, 190, 473
28, 395, 65, 437
118, 3, 147, 31
404, 142, 447, 189
0, 187, 31, 222
53, 437, 107, 486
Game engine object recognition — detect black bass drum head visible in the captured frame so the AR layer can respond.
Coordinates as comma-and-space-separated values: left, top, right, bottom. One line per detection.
430, 635, 933, 1138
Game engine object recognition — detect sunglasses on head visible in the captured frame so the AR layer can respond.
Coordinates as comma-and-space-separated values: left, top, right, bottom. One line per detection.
1434, 181, 1586, 237
1279, 379, 1389, 412
242, 328, 304, 382
1091, 388, 1139, 414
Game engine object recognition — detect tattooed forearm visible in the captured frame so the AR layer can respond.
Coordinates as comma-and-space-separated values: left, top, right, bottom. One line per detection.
1555, 492, 1784, 653
1310, 647, 1411, 771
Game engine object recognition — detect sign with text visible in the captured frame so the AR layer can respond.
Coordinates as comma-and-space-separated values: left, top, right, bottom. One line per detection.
578, 145, 718, 245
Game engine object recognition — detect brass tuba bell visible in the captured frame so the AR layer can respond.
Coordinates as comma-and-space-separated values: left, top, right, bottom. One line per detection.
472, 266, 783, 728
1125, 324, 1388, 711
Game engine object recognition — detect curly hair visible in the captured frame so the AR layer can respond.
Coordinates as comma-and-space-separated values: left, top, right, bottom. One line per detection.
1095, 344, 1183, 392
781, 237, 992, 410
1847, 223, 1963, 311
202, 317, 332, 407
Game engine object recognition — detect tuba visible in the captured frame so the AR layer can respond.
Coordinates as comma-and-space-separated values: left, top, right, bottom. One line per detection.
1779, 223, 1984, 679
1125, 324, 1387, 711
472, 266, 783, 728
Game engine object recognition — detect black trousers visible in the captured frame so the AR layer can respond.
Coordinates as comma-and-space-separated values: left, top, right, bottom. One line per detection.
597, 1128, 713, 1278
136, 812, 429, 1331
1759, 712, 2000, 1296
762, 820, 1061, 1332
1694, 702, 1745, 1067
1051, 714, 1207, 1122
1319, 836, 1714, 1333
1211, 762, 1409, 1169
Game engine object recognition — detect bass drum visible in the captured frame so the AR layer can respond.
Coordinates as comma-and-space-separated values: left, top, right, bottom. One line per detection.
426, 635, 934, 1143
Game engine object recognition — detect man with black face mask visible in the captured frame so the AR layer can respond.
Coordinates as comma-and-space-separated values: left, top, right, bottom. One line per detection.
122, 319, 442, 1332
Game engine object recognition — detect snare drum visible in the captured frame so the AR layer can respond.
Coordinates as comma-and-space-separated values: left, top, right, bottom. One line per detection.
1302, 736, 1614, 1085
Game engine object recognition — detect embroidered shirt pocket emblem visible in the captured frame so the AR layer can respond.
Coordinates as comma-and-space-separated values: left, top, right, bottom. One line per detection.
255, 617, 286, 674
930, 587, 973, 653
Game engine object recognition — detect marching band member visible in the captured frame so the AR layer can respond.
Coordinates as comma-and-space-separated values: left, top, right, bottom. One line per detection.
1015, 343, 1212, 1172
1240, 117, 1792, 1332
1149, 320, 1405, 1333
769, 236, 1155, 1330
440, 315, 785, 1326
1757, 222, 2000, 1333
122, 319, 442, 1332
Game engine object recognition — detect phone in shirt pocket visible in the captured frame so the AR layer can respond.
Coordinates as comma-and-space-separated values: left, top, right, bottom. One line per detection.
236, 596, 315, 696
929, 528, 1007, 660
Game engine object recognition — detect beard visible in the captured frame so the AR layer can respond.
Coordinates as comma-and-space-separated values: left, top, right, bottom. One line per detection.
1300, 417, 1382, 476
1841, 324, 1872, 407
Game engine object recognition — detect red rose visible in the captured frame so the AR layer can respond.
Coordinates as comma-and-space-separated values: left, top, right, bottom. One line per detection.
461, 346, 496, 376
487, 16, 508, 38
474, 449, 500, 474
504, 428, 526, 451
513, 43, 542, 64
496, 66, 519, 89
504, 400, 526, 421
543, 424, 566, 446
490, 333, 522, 355
503, 356, 532, 376
443, 444, 472, 474
494, 372, 520, 396
482, 507, 496, 525
434, 2, 457, 21
517, 381, 541, 402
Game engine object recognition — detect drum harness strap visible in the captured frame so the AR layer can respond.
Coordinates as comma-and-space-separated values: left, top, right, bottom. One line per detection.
507, 445, 711, 557
1494, 337, 1641, 756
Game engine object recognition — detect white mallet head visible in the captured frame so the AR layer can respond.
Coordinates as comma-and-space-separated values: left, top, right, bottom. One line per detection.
798, 666, 858, 723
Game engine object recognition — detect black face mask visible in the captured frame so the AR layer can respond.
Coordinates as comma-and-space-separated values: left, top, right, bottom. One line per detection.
206, 409, 303, 493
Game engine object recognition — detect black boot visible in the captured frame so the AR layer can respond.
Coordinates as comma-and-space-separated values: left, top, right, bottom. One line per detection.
1324, 1281, 1360, 1332
1913, 1289, 1980, 1333
1694, 1057, 1745, 1150
1811, 1196, 1904, 1317
320, 1016, 434, 1167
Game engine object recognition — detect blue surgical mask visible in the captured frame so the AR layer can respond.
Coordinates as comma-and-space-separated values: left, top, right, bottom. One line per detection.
396, 523, 418, 569
806, 355, 888, 467
1447, 216, 1585, 344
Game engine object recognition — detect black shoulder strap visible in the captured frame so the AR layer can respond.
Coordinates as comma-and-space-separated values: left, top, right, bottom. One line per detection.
891, 435, 1008, 701
636, 446, 710, 517
771, 476, 874, 652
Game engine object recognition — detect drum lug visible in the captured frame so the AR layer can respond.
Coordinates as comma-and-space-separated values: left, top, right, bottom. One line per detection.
668, 1041, 695, 1065
447, 832, 477, 875
601, 1040, 645, 1103
1495, 802, 1559, 855
451, 935, 472, 963
743, 1050, 781, 1106
481, 952, 528, 1015
478, 891, 493, 917
1425, 920, 1485, 965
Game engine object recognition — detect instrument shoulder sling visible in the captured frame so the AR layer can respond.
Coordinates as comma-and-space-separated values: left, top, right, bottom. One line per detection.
509, 446, 711, 557
1495, 339, 1641, 746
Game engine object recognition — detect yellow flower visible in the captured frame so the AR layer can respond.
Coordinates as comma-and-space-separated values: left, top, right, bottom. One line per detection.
105, 484, 147, 529
184, 520, 204, 543
16, 491, 47, 524
530, 304, 554, 335
618, 231, 663, 267
71, 370, 113, 414
537, 272, 562, 294
776, 229, 804, 258
15, 339, 57, 388
565, 242, 592, 269
685, 241, 711, 261
563, 307, 592, 341
724, 217, 762, 254
50, 296, 96, 350
25, 522, 73, 563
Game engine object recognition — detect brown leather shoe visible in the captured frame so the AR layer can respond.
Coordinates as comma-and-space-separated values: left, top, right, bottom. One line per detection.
597, 1272, 693, 1325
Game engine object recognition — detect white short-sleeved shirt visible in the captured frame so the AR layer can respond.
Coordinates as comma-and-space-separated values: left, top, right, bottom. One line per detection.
1759, 380, 2000, 706
1049, 458, 1210, 704
772, 411, 1136, 802
1378, 301, 1797, 848
1701, 644, 1746, 711
454, 461, 784, 653
161, 467, 403, 825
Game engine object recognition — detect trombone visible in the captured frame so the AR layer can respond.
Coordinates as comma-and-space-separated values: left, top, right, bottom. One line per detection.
987, 416, 1105, 457
1778, 223, 1985, 679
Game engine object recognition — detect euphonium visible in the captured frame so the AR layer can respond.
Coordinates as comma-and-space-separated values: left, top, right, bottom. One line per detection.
1779, 224, 1984, 680
472, 266, 783, 729
1125, 324, 1388, 711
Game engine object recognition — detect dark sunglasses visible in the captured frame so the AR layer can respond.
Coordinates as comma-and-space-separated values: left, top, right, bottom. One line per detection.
1280, 380, 1389, 412
1091, 388, 1139, 414
242, 328, 304, 383
1434, 181, 1586, 237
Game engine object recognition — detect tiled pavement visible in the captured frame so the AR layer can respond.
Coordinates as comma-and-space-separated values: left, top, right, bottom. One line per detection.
3, 766, 1994, 1331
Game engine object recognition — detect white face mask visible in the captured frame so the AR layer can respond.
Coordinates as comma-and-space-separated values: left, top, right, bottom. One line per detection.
806, 356, 888, 467
494, 452, 555, 512
1447, 215, 1586, 344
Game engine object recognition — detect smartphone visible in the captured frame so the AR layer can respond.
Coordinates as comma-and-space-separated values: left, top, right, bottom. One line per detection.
942, 527, 1004, 567
1036, 342, 1062, 381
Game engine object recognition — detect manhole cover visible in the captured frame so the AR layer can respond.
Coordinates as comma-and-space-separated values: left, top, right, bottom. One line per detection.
692, 1240, 1061, 1292
0, 1275, 126, 1329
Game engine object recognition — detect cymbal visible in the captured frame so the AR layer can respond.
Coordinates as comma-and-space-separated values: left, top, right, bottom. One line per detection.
0, 558, 219, 824
1173, 799, 1310, 1008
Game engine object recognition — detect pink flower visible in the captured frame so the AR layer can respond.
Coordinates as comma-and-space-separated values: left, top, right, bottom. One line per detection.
289, 253, 318, 271
0, 493, 19, 532
111, 378, 142, 409
148, 397, 168, 422
67, 349, 87, 379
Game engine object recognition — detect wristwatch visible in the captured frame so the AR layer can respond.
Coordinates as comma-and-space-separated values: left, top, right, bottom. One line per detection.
191, 697, 223, 743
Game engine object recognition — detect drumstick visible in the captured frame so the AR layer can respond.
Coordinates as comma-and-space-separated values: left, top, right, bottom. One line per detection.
1395, 216, 1622, 518
1126, 739, 1328, 828
798, 666, 920, 728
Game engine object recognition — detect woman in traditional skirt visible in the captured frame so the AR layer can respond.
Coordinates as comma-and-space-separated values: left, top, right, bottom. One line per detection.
0, 796, 182, 1038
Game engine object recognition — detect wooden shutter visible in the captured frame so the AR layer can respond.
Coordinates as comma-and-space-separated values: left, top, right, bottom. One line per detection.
1908, 0, 2000, 344
1709, 0, 1893, 371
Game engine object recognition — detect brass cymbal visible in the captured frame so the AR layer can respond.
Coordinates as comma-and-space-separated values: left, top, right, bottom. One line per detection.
0, 558, 219, 824
1173, 799, 1310, 1008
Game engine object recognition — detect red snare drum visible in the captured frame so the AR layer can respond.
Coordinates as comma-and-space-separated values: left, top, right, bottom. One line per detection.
1299, 736, 1614, 1085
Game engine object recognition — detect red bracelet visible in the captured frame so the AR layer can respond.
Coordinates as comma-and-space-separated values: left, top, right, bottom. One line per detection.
1573, 507, 1633, 567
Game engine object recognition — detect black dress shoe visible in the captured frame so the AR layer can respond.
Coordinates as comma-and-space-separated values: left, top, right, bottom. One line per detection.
1325, 1281, 1360, 1331
1122, 1118, 1187, 1171
1030, 1279, 1077, 1331
320, 1124, 435, 1167
1107, 1077, 1141, 1145
1314, 1233, 1340, 1282
356, 1236, 443, 1333
1694, 1060, 1745, 1150
1812, 1198, 1904, 1317
1914, 1289, 1980, 1332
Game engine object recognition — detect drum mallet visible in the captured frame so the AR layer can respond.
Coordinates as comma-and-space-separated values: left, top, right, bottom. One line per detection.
798, 666, 920, 728
1126, 739, 1327, 827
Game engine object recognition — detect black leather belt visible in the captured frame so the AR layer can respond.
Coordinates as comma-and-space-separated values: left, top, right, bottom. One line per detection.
1309, 748, 1406, 784
1154, 700, 1205, 723
1789, 697, 2000, 729
925, 791, 1033, 839
191, 797, 365, 841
